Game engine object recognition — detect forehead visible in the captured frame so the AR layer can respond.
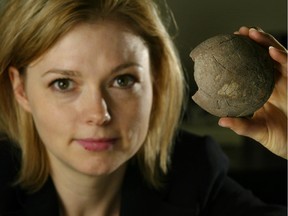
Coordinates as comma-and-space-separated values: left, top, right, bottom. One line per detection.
29, 20, 148, 69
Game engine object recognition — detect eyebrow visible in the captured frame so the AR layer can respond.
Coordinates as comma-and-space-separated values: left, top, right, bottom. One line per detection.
42, 62, 143, 77
111, 62, 143, 73
42, 69, 81, 77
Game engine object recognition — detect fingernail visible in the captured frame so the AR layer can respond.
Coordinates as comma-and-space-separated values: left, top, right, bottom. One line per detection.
218, 119, 225, 127
249, 27, 265, 32
249, 28, 257, 32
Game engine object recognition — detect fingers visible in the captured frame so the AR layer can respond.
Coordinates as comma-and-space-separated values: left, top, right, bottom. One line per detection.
235, 26, 287, 77
235, 26, 287, 51
218, 116, 266, 141
269, 46, 287, 77
249, 28, 286, 50
218, 104, 288, 159
218, 116, 288, 159
218, 103, 281, 142
234, 26, 264, 36
234, 26, 250, 35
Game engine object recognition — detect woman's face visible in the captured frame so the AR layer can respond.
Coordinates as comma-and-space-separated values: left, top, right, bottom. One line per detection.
14, 21, 153, 177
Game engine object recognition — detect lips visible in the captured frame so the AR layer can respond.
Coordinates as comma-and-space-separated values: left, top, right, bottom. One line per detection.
76, 138, 118, 152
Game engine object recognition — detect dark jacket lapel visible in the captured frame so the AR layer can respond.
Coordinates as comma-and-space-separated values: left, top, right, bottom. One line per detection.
17, 178, 59, 216
120, 163, 198, 216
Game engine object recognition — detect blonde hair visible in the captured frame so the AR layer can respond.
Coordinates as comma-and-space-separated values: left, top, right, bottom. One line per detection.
0, 0, 185, 192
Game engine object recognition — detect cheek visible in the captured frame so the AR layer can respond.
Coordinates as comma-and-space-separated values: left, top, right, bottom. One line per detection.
28, 94, 76, 145
113, 87, 153, 138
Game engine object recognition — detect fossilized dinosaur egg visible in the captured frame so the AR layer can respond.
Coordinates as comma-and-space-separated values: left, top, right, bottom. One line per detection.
190, 34, 274, 117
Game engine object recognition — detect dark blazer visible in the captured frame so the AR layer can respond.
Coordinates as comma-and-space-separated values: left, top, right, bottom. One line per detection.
0, 130, 286, 216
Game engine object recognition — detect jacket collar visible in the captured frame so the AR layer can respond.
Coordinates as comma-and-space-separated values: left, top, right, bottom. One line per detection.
15, 179, 59, 216
120, 164, 198, 216
9, 165, 197, 216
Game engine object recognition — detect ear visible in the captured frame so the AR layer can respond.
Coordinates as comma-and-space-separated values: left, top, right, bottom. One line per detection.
9, 67, 32, 112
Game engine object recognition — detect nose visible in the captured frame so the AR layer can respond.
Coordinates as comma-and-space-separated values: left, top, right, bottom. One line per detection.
81, 92, 111, 126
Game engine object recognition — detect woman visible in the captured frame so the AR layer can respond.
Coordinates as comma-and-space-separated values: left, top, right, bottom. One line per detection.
0, 0, 286, 215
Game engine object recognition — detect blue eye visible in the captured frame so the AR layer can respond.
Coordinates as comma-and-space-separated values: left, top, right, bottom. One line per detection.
51, 78, 74, 92
114, 75, 136, 88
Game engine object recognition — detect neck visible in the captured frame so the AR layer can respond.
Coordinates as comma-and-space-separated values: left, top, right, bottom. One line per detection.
50, 163, 126, 216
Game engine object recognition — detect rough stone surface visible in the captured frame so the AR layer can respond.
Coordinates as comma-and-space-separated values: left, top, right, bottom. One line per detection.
190, 34, 274, 117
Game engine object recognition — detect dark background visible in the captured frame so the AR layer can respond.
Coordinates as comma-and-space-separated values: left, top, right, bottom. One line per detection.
164, 0, 287, 206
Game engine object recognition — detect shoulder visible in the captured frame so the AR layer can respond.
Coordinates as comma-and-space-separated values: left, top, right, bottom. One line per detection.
170, 129, 230, 188
165, 130, 287, 216
0, 136, 22, 214
0, 137, 59, 215
0, 136, 20, 185
165, 130, 229, 210
172, 129, 229, 169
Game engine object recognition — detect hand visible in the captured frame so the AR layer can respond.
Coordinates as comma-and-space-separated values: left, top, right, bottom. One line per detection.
218, 26, 287, 159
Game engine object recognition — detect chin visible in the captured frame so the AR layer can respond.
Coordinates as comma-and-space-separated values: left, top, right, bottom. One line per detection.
76, 159, 126, 177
